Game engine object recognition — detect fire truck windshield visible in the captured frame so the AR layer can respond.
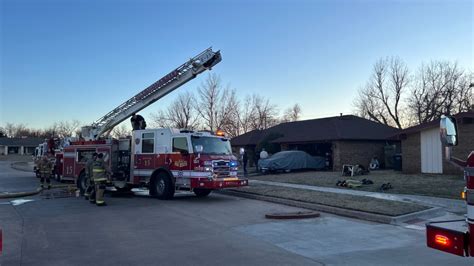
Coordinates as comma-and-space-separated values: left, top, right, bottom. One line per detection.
191, 136, 232, 155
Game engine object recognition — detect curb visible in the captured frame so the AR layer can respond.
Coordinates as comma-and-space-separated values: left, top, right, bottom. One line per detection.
0, 185, 72, 199
220, 190, 441, 225
265, 211, 320, 219
389, 207, 444, 224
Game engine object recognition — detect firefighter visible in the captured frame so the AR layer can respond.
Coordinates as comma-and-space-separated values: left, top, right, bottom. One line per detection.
84, 152, 98, 201
39, 155, 53, 189
130, 113, 146, 130
91, 153, 110, 206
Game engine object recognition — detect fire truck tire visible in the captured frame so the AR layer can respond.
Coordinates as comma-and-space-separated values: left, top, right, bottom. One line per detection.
150, 172, 175, 200
193, 189, 212, 197
77, 172, 87, 195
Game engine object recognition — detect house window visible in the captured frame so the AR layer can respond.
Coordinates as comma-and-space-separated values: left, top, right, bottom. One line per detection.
172, 137, 188, 153
142, 132, 155, 153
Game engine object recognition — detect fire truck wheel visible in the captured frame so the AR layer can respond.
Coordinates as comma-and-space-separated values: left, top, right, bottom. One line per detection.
77, 172, 87, 195
193, 189, 212, 197
150, 172, 175, 200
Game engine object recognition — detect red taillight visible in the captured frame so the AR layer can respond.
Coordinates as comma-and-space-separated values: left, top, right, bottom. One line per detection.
435, 234, 450, 246
426, 220, 467, 257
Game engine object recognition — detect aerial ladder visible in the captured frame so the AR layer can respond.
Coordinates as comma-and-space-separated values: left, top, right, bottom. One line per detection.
81, 48, 222, 140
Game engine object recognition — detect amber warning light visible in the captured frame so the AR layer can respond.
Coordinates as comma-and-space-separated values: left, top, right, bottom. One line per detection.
434, 234, 450, 246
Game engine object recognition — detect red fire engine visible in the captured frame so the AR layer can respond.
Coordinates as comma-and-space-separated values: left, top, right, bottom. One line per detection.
426, 115, 474, 256
59, 48, 248, 199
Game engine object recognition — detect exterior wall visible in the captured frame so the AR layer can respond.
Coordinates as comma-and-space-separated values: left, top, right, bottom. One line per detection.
444, 122, 474, 174
402, 121, 473, 175
332, 140, 386, 171
401, 133, 421, 174
420, 128, 443, 174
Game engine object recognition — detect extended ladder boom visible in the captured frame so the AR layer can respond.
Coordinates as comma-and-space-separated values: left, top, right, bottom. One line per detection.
82, 48, 222, 140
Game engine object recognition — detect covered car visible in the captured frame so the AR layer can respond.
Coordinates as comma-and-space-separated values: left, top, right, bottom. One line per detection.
258, 150, 326, 172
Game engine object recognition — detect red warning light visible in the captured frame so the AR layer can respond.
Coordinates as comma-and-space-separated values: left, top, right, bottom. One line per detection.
434, 234, 450, 246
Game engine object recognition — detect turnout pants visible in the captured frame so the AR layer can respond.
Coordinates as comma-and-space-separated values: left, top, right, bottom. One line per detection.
40, 174, 51, 188
84, 177, 94, 199
94, 179, 107, 205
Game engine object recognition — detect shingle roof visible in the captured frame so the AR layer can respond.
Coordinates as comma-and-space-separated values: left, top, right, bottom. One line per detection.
392, 111, 474, 139
231, 115, 400, 146
0, 137, 44, 147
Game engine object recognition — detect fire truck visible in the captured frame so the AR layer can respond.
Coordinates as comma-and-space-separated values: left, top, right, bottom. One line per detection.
60, 48, 248, 199
426, 115, 474, 256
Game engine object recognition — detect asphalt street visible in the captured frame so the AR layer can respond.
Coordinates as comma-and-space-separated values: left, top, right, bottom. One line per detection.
0, 160, 472, 266
0, 161, 39, 193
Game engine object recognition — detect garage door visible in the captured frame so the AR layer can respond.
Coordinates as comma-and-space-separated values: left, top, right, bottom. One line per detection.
420, 128, 443, 174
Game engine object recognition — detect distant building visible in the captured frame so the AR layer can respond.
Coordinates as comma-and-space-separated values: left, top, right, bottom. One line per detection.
393, 111, 474, 174
0, 137, 44, 155
231, 115, 400, 171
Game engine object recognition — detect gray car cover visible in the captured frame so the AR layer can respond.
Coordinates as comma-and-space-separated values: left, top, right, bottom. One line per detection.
258, 150, 326, 171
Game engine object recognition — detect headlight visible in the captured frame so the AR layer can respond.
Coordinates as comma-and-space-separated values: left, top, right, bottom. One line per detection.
203, 161, 212, 166
229, 161, 238, 167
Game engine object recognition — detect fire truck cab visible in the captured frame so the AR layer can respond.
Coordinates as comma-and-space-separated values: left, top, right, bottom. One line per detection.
65, 128, 247, 199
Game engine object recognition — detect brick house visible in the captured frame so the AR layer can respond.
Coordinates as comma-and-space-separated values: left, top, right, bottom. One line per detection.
231, 115, 400, 171
394, 111, 474, 174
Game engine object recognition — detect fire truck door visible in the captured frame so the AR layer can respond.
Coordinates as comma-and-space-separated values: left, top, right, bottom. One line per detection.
172, 137, 191, 177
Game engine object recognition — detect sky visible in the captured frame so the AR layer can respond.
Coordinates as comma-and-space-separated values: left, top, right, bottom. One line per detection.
0, 0, 472, 130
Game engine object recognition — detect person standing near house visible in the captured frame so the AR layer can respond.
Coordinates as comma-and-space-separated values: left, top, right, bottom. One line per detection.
242, 150, 248, 175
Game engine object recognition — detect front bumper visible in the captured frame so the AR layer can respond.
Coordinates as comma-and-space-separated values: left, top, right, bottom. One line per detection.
190, 177, 248, 190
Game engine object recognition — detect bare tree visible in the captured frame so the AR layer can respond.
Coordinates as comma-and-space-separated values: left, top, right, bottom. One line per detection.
3, 123, 30, 137
354, 57, 409, 129
216, 89, 240, 136
409, 61, 473, 123
196, 74, 240, 133
111, 124, 131, 138
250, 94, 279, 130
282, 104, 302, 122
152, 92, 200, 129
56, 120, 81, 138
237, 95, 256, 134
196, 74, 220, 131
